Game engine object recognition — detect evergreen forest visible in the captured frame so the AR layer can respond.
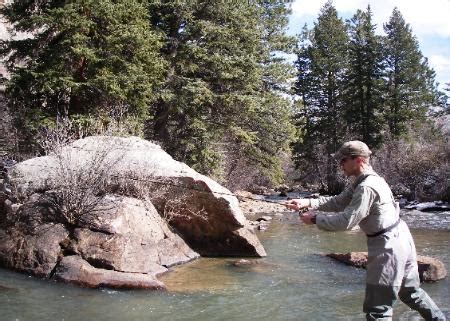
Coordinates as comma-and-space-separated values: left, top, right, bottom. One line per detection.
1, 0, 448, 200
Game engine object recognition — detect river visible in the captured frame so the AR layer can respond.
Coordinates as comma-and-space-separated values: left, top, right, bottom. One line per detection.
0, 214, 449, 320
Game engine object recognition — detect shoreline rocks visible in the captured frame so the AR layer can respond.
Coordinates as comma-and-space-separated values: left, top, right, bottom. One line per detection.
236, 190, 286, 216
403, 201, 450, 212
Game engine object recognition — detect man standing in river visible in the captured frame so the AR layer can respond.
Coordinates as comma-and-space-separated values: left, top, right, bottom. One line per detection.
285, 140, 445, 321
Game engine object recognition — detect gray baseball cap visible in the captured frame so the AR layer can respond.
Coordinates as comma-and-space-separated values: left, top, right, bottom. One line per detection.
334, 140, 372, 161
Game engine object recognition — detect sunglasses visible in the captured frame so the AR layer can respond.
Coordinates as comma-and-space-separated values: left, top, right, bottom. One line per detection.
339, 156, 356, 164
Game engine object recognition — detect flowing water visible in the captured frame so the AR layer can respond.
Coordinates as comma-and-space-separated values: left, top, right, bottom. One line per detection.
0, 215, 449, 321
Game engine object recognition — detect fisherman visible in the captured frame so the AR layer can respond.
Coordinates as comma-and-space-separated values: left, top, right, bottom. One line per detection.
285, 140, 445, 321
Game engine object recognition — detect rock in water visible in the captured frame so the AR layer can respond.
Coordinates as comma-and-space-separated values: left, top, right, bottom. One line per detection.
324, 252, 447, 282
54, 255, 166, 290
416, 255, 447, 282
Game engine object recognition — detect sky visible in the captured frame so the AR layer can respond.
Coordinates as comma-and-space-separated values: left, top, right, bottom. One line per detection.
287, 0, 450, 90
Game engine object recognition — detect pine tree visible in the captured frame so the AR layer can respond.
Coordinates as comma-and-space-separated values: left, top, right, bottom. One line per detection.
239, 0, 296, 184
444, 83, 450, 113
293, 1, 349, 193
344, 6, 384, 148
147, 1, 295, 184
0, 0, 164, 150
383, 8, 439, 137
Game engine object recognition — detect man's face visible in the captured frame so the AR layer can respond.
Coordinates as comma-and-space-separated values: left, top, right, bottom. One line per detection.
339, 156, 360, 177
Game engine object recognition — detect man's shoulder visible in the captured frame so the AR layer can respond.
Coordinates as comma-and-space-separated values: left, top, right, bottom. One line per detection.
359, 174, 389, 190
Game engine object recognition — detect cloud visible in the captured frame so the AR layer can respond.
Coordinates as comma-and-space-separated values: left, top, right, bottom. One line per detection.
390, 0, 450, 38
429, 55, 450, 82
291, 1, 324, 16
291, 0, 450, 38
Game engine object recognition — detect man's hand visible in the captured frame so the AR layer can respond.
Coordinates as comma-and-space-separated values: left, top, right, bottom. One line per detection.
285, 199, 317, 225
284, 198, 310, 211
299, 212, 316, 225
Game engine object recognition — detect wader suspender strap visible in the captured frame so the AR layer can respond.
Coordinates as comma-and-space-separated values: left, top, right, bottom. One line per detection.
356, 173, 401, 238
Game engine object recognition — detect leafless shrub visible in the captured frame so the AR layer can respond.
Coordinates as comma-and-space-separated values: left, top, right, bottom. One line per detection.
36, 112, 143, 157
291, 143, 348, 195
42, 144, 124, 226
108, 169, 209, 225
37, 118, 126, 226
219, 137, 275, 192
161, 198, 208, 223
372, 122, 449, 201
222, 156, 270, 192
38, 115, 77, 155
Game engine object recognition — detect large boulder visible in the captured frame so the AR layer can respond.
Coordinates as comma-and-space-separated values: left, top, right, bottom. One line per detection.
324, 252, 447, 282
4, 136, 265, 257
0, 136, 265, 289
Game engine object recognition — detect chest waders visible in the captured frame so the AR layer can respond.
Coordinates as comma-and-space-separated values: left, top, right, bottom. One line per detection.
359, 177, 445, 321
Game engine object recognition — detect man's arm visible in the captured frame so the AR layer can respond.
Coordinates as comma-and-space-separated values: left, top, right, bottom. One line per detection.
285, 186, 354, 213
310, 186, 354, 212
315, 186, 377, 231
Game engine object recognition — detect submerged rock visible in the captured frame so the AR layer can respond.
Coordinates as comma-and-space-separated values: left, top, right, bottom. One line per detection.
0, 136, 266, 289
54, 255, 165, 290
232, 258, 262, 267
324, 252, 447, 282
